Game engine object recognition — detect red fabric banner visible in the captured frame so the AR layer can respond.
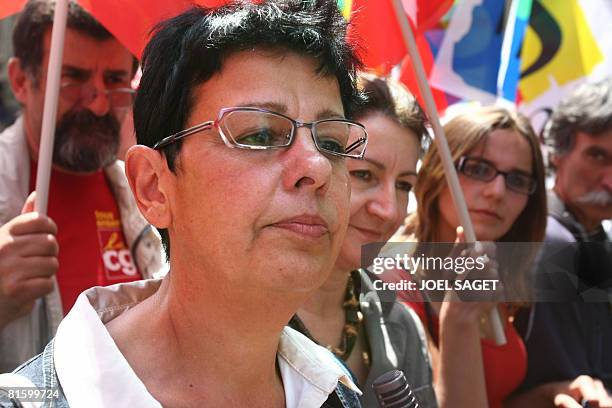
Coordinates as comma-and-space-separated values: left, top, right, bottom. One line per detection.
348, 0, 449, 112
77, 0, 229, 58
399, 34, 448, 113
0, 0, 27, 20
1, 0, 231, 59
413, 0, 453, 32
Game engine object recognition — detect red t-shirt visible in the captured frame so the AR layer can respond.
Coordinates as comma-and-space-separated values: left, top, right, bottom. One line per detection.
383, 266, 527, 407
401, 291, 527, 408
30, 163, 141, 313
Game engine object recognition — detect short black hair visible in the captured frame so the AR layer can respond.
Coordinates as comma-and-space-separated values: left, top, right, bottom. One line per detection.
12, 0, 118, 84
133, 0, 364, 258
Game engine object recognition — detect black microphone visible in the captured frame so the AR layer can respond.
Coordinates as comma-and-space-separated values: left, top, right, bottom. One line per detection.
372, 369, 419, 408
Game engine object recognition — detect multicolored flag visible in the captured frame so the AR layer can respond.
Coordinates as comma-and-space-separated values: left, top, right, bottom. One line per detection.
430, 0, 532, 104
518, 0, 612, 130
399, 32, 448, 113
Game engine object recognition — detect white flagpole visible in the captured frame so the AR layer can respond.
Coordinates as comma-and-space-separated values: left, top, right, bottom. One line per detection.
389, 0, 506, 345
35, 0, 69, 333
34, 0, 68, 214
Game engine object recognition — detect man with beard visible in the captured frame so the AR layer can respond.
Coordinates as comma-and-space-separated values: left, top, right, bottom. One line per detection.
0, 0, 163, 372
513, 78, 612, 405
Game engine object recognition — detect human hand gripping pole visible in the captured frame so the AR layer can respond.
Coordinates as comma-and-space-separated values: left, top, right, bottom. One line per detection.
0, 193, 58, 330
439, 228, 502, 329
389, 0, 506, 345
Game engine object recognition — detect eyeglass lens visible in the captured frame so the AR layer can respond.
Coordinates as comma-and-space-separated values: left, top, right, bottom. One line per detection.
61, 83, 134, 108
461, 158, 535, 194
219, 110, 366, 157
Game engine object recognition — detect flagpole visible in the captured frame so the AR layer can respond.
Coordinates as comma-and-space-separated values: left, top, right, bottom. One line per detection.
35, 0, 67, 214
496, 0, 518, 101
35, 0, 68, 333
389, 0, 506, 345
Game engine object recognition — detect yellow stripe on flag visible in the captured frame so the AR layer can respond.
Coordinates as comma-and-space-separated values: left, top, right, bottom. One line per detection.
519, 0, 604, 102
340, 0, 352, 20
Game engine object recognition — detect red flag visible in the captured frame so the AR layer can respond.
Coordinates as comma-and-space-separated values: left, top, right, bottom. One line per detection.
413, 0, 454, 32
0, 0, 26, 19
78, 0, 230, 59
347, 0, 406, 74
399, 33, 448, 113
347, 0, 452, 73
1, 0, 232, 59
348, 0, 448, 112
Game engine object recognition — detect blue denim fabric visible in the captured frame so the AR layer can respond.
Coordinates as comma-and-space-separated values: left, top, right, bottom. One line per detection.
0, 340, 67, 408
1, 340, 361, 408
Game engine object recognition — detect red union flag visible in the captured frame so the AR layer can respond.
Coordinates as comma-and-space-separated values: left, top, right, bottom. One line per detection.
76, 0, 231, 58
347, 0, 449, 111
1, 0, 232, 58
0, 0, 26, 19
347, 0, 452, 72
347, 0, 407, 74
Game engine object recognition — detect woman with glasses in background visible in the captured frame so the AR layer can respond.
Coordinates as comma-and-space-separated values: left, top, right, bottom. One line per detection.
292, 73, 438, 407
398, 106, 547, 408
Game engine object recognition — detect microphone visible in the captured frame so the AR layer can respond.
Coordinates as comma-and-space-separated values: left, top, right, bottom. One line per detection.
372, 369, 419, 408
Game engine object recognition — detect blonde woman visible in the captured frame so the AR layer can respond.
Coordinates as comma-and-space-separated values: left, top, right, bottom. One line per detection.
400, 106, 547, 408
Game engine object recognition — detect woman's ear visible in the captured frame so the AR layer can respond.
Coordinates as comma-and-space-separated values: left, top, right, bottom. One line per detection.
125, 145, 172, 229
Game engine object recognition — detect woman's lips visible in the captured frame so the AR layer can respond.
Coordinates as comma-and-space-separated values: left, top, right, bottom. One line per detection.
271, 215, 329, 238
470, 209, 502, 220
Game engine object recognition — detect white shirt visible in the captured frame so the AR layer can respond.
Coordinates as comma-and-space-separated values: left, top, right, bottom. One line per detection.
53, 279, 360, 407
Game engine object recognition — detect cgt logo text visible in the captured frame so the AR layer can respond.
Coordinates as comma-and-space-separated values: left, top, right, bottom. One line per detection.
102, 249, 137, 276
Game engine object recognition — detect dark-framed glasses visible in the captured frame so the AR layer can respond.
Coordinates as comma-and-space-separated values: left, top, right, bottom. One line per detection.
60, 82, 135, 109
457, 156, 536, 195
153, 107, 369, 159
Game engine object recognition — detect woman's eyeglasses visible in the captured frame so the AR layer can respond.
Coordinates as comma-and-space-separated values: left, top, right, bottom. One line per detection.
457, 156, 536, 195
153, 107, 369, 159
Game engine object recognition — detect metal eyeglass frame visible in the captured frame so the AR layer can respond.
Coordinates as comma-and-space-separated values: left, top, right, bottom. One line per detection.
457, 156, 537, 195
60, 82, 135, 109
152, 106, 369, 159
